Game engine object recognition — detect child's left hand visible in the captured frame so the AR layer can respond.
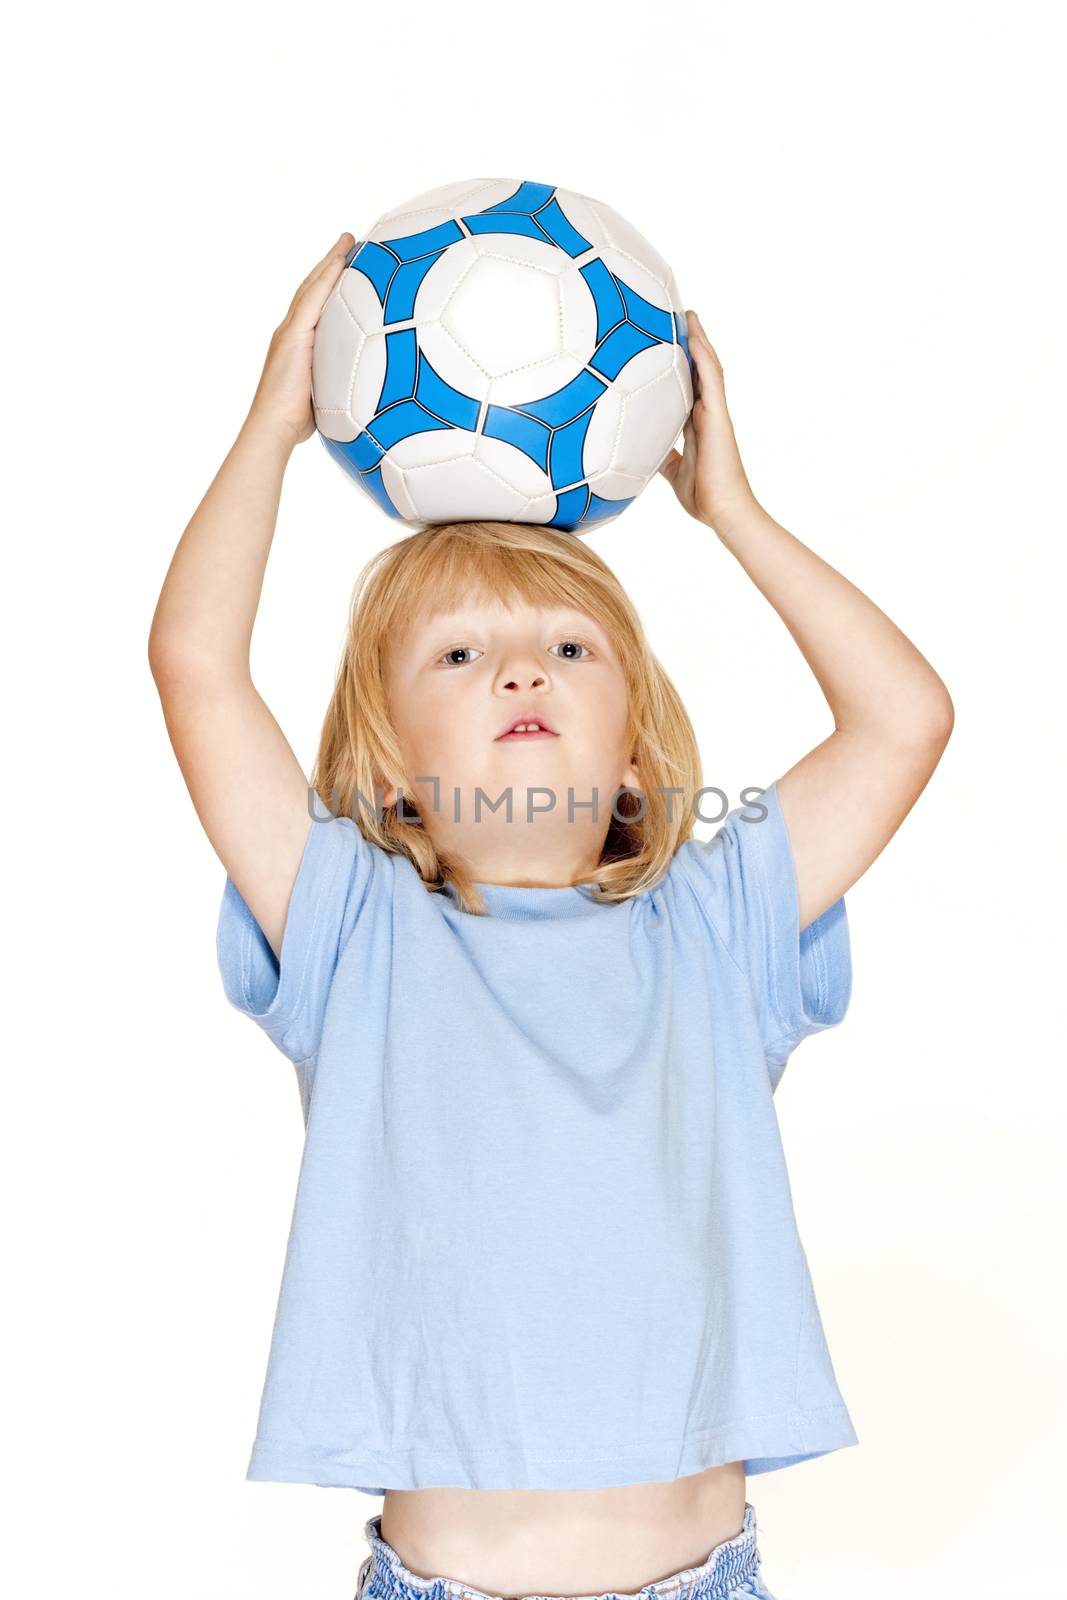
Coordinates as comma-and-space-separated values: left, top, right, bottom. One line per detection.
658, 311, 758, 534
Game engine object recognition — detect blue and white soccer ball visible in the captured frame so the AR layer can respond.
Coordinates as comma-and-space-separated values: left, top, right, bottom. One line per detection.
311, 178, 695, 533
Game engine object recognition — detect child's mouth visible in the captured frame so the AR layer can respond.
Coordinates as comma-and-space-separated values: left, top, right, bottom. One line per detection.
495, 726, 559, 741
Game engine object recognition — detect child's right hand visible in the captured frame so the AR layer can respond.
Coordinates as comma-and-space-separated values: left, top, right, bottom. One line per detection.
247, 231, 355, 449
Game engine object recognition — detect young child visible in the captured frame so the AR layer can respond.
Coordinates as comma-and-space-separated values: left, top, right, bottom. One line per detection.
149, 232, 953, 1600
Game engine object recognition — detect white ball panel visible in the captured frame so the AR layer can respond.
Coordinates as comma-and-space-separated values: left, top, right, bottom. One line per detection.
488, 351, 586, 409
457, 178, 548, 216
416, 321, 491, 403
316, 409, 359, 444
585, 198, 671, 284
339, 266, 388, 334
612, 343, 678, 397
597, 247, 669, 312
672, 344, 695, 413
311, 294, 363, 418
558, 265, 601, 364
519, 493, 558, 525
379, 457, 420, 520
665, 265, 687, 316
388, 429, 487, 470
470, 233, 568, 275
471, 431, 555, 497
580, 386, 624, 478
586, 466, 646, 500
402, 454, 538, 523
552, 190, 610, 258
367, 178, 508, 241
611, 369, 689, 478
349, 333, 388, 431
411, 237, 480, 323
443, 254, 562, 376
371, 178, 524, 240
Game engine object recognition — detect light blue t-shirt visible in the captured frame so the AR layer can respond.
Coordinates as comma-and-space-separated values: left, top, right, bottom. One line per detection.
216, 780, 857, 1493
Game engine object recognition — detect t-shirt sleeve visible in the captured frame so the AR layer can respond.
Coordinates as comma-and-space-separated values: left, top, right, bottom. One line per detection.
673, 780, 853, 1088
215, 806, 375, 1067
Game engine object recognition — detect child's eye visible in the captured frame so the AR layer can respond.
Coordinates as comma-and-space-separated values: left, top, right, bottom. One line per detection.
438, 640, 593, 666
549, 640, 594, 660
438, 646, 483, 667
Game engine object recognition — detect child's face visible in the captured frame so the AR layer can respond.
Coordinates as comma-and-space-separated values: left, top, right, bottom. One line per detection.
381, 593, 641, 886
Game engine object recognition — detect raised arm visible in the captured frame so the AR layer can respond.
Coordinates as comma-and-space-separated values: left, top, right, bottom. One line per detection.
659, 311, 954, 931
147, 232, 354, 959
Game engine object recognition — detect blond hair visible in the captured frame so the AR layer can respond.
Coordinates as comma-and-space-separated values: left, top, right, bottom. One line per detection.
309, 520, 704, 916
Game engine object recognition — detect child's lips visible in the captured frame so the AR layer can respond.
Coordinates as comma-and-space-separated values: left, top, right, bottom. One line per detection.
494, 712, 560, 739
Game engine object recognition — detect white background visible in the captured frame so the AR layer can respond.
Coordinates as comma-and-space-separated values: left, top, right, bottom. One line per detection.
6, 2, 1065, 1596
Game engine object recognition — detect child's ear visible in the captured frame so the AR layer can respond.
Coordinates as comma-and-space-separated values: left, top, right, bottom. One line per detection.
620, 757, 642, 794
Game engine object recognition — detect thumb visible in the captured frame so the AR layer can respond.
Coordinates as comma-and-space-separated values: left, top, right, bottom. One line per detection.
658, 448, 682, 485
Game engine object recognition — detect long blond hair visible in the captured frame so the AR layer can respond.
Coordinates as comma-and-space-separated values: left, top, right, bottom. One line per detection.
309, 520, 704, 916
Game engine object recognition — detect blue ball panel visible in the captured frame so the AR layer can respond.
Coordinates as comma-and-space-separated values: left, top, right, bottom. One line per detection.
511, 369, 606, 429
533, 196, 593, 260
370, 399, 451, 452
580, 257, 627, 345
320, 430, 382, 470
379, 329, 418, 410
463, 212, 555, 245
415, 353, 482, 430
589, 320, 659, 382
478, 180, 557, 215
619, 280, 676, 343
582, 489, 635, 524
348, 242, 397, 305
549, 484, 590, 529
360, 464, 404, 519
483, 405, 551, 472
318, 436, 404, 520
549, 409, 596, 490
384, 250, 450, 323
381, 219, 465, 263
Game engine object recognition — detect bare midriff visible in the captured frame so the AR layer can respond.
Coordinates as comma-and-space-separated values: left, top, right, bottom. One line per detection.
379, 1461, 747, 1597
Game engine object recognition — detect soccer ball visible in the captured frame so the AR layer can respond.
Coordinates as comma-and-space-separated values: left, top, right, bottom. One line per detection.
311, 178, 694, 533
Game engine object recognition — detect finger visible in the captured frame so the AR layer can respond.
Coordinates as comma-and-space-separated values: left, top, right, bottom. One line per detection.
687, 310, 724, 377
308, 231, 355, 279
288, 233, 354, 316
686, 307, 712, 341
686, 336, 726, 417
287, 238, 355, 332
687, 320, 715, 369
660, 404, 697, 479
657, 446, 682, 482
295, 234, 354, 304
